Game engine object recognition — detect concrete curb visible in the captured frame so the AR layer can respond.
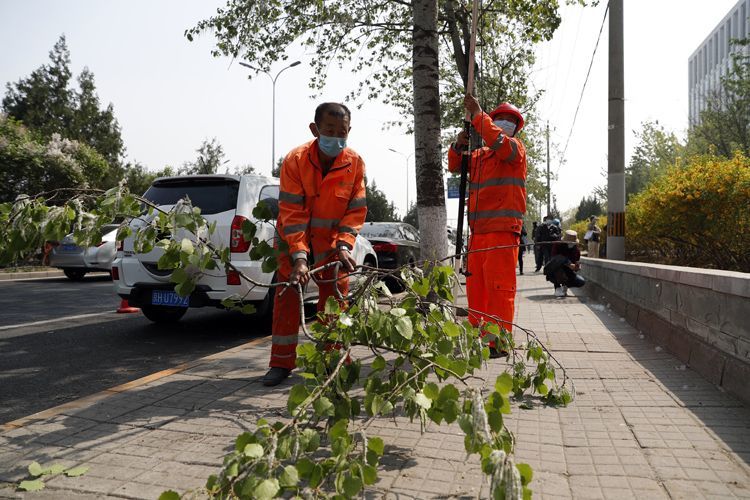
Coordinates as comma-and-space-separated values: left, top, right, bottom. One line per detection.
0, 334, 272, 433
0, 270, 65, 281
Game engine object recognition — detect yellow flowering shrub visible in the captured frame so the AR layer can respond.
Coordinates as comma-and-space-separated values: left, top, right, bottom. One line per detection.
626, 153, 750, 271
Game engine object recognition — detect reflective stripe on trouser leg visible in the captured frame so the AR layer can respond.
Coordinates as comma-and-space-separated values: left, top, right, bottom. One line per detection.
271, 262, 301, 370
465, 232, 518, 348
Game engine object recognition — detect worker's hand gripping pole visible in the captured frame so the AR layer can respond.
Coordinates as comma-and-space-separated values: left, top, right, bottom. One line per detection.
454, 0, 479, 260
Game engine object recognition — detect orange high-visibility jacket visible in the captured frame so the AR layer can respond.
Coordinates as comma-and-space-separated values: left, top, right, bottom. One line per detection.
278, 140, 367, 264
448, 112, 527, 235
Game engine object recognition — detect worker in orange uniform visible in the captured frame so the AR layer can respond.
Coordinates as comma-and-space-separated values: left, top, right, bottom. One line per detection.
448, 95, 527, 358
262, 102, 367, 386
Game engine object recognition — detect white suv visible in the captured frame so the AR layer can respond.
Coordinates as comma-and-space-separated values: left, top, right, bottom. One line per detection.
111, 174, 377, 323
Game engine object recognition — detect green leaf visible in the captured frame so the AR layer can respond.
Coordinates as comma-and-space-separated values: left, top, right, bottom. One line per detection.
536, 382, 549, 395
279, 465, 299, 488
389, 307, 407, 317
362, 464, 378, 485
412, 277, 431, 296
329, 419, 349, 440
18, 480, 44, 492
287, 384, 309, 413
516, 463, 533, 485
253, 478, 280, 500
244, 443, 264, 459
174, 279, 195, 297
158, 492, 180, 500
180, 238, 194, 255
313, 396, 335, 417
487, 410, 503, 433
495, 372, 513, 395
46, 464, 65, 475
343, 474, 363, 497
438, 384, 460, 403
423, 382, 439, 400
367, 436, 385, 456
414, 392, 432, 409
443, 322, 461, 338
28, 461, 43, 477
324, 296, 340, 314
394, 316, 413, 340
64, 465, 89, 477
371, 355, 386, 371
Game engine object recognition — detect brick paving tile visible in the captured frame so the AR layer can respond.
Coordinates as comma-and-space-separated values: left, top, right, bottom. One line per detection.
1, 269, 749, 498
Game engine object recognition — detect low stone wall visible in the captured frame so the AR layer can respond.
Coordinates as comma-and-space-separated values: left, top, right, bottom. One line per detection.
579, 257, 750, 404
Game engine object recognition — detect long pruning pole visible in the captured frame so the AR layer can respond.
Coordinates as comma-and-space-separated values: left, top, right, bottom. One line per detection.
454, 0, 479, 259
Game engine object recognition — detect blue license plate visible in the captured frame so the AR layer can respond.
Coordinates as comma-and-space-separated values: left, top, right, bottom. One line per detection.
151, 290, 189, 307
60, 244, 79, 252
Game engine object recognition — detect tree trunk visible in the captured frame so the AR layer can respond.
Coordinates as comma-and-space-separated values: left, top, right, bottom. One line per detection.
412, 0, 447, 261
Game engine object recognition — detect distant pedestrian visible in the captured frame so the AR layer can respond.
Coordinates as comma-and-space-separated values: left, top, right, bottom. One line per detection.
585, 215, 602, 258
536, 215, 561, 268
518, 225, 527, 275
544, 230, 585, 298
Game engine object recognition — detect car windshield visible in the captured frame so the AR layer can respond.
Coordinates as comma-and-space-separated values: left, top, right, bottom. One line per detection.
360, 225, 402, 239
143, 178, 240, 215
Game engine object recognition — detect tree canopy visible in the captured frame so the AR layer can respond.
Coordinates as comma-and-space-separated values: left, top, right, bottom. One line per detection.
365, 179, 400, 222
2, 35, 125, 167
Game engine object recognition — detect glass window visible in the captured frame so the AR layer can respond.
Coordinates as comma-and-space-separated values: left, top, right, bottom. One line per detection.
143, 178, 240, 215
360, 224, 403, 239
258, 185, 280, 219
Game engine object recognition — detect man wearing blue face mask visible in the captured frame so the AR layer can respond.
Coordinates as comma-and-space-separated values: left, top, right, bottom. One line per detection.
264, 102, 368, 386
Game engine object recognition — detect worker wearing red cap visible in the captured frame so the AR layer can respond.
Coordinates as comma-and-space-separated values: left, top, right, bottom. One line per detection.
448, 95, 527, 357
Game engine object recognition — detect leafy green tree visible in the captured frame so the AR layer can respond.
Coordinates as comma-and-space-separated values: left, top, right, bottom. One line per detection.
2, 35, 125, 167
403, 202, 419, 229
365, 179, 400, 222
187, 0, 585, 261
0, 115, 109, 203
574, 195, 603, 222
179, 138, 226, 175
688, 39, 750, 157
626, 121, 682, 201
271, 156, 283, 178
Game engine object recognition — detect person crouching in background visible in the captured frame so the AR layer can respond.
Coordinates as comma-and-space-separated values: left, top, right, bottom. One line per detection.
543, 230, 585, 298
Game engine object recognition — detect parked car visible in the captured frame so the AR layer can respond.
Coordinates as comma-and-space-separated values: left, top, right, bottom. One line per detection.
48, 224, 119, 280
360, 221, 421, 268
111, 174, 377, 323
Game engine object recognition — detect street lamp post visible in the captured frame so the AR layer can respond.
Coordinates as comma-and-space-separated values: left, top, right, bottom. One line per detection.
240, 60, 301, 174
388, 148, 415, 214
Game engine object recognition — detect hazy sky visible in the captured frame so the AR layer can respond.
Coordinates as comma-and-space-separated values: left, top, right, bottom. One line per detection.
0, 0, 742, 222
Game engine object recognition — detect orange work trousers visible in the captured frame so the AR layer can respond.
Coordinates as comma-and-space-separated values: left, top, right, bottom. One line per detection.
270, 259, 349, 370
466, 232, 519, 345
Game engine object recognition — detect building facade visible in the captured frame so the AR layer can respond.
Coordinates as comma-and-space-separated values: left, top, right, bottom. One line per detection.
688, 0, 750, 125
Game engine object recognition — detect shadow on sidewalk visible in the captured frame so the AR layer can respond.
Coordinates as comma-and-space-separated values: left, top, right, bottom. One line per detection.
573, 289, 750, 466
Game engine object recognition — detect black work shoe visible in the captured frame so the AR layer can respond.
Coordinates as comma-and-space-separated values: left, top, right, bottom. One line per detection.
489, 346, 510, 359
262, 367, 291, 387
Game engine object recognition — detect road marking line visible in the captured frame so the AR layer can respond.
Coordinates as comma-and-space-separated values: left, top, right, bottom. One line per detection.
0, 311, 117, 331
1, 334, 272, 432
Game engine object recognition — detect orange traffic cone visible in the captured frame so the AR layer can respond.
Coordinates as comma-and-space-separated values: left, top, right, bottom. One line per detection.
117, 298, 140, 314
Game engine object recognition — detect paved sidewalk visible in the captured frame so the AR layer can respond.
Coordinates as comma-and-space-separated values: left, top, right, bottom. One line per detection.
1, 257, 749, 498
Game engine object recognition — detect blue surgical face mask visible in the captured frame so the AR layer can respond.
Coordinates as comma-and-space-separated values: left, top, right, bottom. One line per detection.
316, 128, 347, 158
493, 119, 516, 137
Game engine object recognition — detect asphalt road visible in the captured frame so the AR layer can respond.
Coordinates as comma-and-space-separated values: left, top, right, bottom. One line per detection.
0, 275, 270, 423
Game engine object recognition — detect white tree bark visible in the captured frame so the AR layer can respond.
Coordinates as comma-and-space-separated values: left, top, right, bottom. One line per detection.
412, 0, 448, 262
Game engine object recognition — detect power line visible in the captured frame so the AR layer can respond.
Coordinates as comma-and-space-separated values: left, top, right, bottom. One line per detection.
555, 1, 610, 175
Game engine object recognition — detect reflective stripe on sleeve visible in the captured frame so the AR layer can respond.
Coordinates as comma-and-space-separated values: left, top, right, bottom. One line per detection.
283, 223, 308, 235
469, 177, 526, 190
279, 191, 305, 205
469, 209, 524, 220
507, 140, 518, 162
347, 197, 367, 210
489, 135, 505, 151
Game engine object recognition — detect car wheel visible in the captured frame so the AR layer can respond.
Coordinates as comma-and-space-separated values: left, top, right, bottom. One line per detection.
63, 269, 87, 281
141, 305, 187, 323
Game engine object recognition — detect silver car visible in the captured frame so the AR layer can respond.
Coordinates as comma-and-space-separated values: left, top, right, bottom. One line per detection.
49, 224, 119, 280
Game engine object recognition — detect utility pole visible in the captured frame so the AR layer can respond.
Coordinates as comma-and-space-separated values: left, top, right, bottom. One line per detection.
607, 0, 625, 259
546, 121, 550, 216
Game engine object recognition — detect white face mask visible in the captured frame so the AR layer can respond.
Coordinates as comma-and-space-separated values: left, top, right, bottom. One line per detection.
493, 119, 516, 136
567, 243, 576, 249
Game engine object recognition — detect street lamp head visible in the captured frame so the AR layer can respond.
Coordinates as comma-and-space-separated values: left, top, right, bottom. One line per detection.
388, 148, 398, 153
290, 61, 301, 67
239, 61, 253, 69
